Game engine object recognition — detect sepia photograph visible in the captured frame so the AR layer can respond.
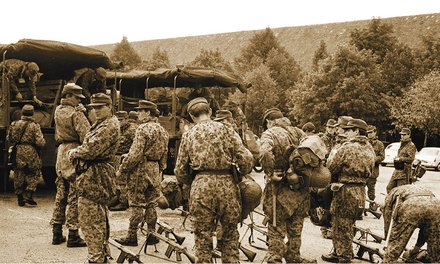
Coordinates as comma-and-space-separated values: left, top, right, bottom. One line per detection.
1, 0, 440, 263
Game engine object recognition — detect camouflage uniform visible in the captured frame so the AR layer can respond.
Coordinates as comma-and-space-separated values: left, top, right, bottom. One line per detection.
320, 132, 337, 155
175, 120, 253, 264
118, 117, 168, 240
366, 137, 384, 201
8, 114, 45, 195
326, 136, 375, 261
386, 138, 417, 193
73, 68, 106, 103
383, 185, 440, 263
0, 59, 38, 99
114, 118, 139, 202
68, 116, 120, 263
259, 117, 307, 263
51, 98, 90, 230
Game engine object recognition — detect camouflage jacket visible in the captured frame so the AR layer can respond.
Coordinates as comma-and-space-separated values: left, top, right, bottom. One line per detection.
117, 119, 138, 155
119, 120, 169, 187
73, 68, 106, 102
7, 116, 45, 171
54, 98, 90, 144
174, 119, 253, 185
392, 139, 417, 180
383, 185, 439, 237
327, 136, 375, 184
259, 117, 306, 175
0, 59, 37, 97
369, 137, 385, 178
69, 116, 120, 205
320, 132, 336, 155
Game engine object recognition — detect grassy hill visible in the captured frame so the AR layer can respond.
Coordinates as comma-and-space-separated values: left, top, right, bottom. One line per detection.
94, 13, 440, 70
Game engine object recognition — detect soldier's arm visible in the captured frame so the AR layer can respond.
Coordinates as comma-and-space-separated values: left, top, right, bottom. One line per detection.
73, 111, 91, 143
159, 131, 169, 171
259, 132, 275, 176
376, 141, 385, 163
119, 126, 146, 173
383, 189, 398, 237
230, 128, 253, 175
174, 133, 191, 185
70, 124, 116, 160
32, 123, 46, 148
400, 144, 417, 163
326, 145, 345, 176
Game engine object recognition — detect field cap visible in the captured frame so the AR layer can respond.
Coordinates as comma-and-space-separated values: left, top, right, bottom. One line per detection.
214, 110, 233, 121
88, 93, 112, 107
62, 83, 85, 99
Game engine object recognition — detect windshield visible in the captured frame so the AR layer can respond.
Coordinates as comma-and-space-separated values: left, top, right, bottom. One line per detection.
386, 143, 400, 151
419, 148, 439, 156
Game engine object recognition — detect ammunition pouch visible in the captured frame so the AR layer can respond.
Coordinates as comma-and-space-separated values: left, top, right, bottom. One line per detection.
393, 159, 405, 170
230, 163, 243, 184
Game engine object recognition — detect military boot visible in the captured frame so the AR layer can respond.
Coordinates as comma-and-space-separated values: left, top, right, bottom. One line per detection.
109, 199, 128, 211
23, 190, 37, 206
52, 224, 66, 245
321, 252, 339, 263
67, 229, 87, 247
115, 225, 138, 246
146, 223, 159, 245
17, 193, 25, 207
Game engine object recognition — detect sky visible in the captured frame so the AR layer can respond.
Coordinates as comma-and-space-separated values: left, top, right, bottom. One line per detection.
2, 0, 440, 46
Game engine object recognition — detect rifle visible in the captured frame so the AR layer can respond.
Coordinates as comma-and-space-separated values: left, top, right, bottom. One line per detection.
210, 243, 257, 262
108, 238, 143, 263
176, 208, 191, 231
157, 221, 185, 245
364, 199, 382, 219
353, 239, 384, 263
353, 226, 385, 243
139, 226, 196, 263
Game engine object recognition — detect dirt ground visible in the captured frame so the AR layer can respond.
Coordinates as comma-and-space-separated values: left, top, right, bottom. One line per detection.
1, 166, 439, 263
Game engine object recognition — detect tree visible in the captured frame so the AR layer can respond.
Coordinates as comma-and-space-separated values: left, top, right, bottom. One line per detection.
229, 64, 278, 133
312, 40, 330, 71
111, 36, 142, 69
190, 48, 233, 72
350, 18, 397, 64
141, 46, 170, 70
391, 71, 440, 146
289, 46, 391, 131
413, 35, 440, 78
234, 28, 301, 114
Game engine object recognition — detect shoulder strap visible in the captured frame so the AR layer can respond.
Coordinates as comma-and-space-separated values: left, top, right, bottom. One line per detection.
17, 121, 31, 143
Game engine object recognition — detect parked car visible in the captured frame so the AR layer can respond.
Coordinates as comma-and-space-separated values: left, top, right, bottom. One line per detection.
381, 142, 400, 166
415, 147, 440, 171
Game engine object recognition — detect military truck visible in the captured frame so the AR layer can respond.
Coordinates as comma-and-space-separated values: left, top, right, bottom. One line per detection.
105, 66, 248, 174
0, 39, 117, 191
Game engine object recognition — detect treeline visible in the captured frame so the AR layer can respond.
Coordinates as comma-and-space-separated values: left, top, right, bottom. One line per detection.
110, 19, 440, 147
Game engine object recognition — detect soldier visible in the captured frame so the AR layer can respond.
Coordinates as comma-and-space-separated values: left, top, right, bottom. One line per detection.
73, 67, 107, 103
7, 104, 45, 206
320, 119, 338, 154
224, 101, 247, 136
321, 118, 375, 263
302, 122, 316, 136
259, 108, 310, 263
0, 59, 43, 105
386, 127, 417, 193
174, 97, 253, 263
67, 93, 120, 263
109, 110, 140, 211
214, 109, 237, 131
115, 100, 169, 246
50, 83, 89, 247
382, 185, 440, 263
366, 125, 384, 206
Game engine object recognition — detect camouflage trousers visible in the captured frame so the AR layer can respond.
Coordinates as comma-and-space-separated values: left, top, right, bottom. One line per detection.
266, 215, 305, 263
50, 177, 79, 230
13, 169, 40, 195
190, 174, 241, 264
331, 217, 355, 260
78, 197, 109, 263
366, 177, 377, 201
383, 222, 440, 263
128, 182, 160, 231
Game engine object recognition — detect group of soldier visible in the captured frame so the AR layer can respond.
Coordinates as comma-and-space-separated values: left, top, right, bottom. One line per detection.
6, 76, 440, 263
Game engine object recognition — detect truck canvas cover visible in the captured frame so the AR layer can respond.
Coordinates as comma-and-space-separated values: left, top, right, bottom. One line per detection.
0, 39, 117, 80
